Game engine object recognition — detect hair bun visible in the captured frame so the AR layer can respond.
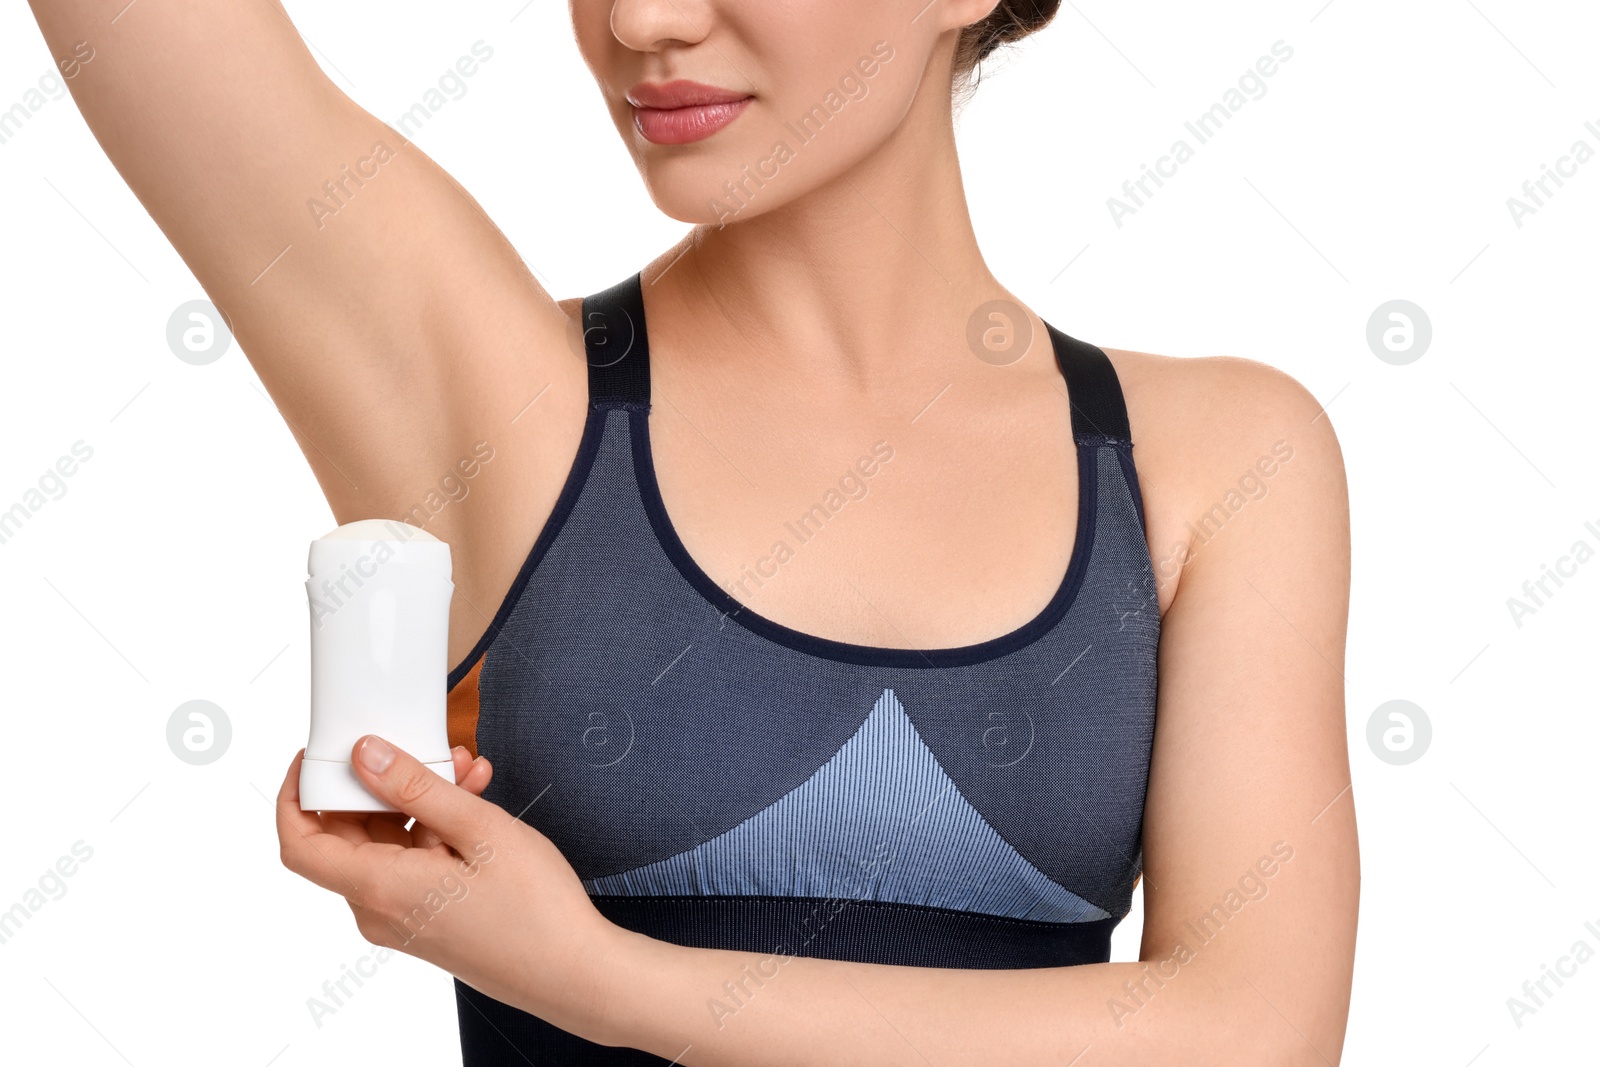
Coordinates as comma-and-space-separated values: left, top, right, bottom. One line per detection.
954, 0, 1062, 84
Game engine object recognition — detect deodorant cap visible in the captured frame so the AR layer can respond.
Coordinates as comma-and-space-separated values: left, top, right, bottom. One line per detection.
308, 518, 451, 580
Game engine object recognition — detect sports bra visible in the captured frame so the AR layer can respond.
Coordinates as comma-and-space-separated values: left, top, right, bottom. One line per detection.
444, 272, 1161, 1063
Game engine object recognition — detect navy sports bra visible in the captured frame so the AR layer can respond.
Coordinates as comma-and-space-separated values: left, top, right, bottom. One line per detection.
445, 272, 1160, 1063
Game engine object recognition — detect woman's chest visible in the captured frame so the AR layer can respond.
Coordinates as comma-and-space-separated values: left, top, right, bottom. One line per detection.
469, 537, 1160, 920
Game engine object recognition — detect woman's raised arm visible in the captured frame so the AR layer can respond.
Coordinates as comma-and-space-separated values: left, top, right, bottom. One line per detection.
25, 0, 584, 662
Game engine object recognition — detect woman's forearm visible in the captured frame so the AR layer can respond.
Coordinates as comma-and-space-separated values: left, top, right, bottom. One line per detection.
578, 925, 1325, 1066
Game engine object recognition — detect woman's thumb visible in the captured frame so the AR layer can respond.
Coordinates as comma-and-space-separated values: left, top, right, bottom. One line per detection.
352, 735, 488, 849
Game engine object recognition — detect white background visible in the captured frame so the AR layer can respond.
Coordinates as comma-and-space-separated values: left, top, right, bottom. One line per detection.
2, 1, 1596, 1064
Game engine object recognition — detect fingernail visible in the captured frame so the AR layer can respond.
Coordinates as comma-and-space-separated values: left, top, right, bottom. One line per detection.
357, 736, 394, 773
453, 745, 468, 759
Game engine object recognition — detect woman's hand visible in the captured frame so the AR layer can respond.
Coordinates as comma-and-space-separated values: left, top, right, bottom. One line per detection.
275, 738, 623, 1038
301, 743, 494, 851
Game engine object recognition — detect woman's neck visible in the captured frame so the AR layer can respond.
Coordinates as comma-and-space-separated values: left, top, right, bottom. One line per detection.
641, 71, 1019, 390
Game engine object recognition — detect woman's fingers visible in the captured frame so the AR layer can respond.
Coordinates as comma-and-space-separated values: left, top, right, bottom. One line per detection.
348, 736, 497, 856
320, 811, 379, 846
415, 748, 491, 850
459, 757, 492, 797
278, 744, 504, 947
294, 748, 488, 851
360, 813, 414, 848
274, 749, 326, 840
464, 753, 494, 793
293, 755, 415, 847
275, 750, 371, 897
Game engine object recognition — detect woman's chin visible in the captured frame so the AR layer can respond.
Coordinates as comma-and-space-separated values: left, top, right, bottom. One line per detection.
643, 181, 777, 228
633, 140, 812, 227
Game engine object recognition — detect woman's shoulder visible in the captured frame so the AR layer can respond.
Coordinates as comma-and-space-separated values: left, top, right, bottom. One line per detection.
1096, 346, 1349, 607
1103, 346, 1332, 434
1101, 346, 1343, 472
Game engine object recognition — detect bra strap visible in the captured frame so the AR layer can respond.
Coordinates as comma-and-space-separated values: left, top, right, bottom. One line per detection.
1046, 322, 1131, 444
582, 272, 651, 409
578, 281, 1126, 438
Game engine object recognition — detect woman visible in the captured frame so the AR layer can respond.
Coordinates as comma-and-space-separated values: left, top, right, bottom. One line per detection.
28, 0, 1358, 1061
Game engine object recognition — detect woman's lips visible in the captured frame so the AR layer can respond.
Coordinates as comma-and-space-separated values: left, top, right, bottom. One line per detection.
632, 98, 752, 145
628, 81, 753, 145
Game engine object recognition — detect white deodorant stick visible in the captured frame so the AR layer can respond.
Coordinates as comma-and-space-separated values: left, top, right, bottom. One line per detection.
299, 518, 455, 812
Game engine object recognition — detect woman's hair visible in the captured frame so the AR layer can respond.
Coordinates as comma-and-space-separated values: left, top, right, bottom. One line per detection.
952, 0, 1061, 100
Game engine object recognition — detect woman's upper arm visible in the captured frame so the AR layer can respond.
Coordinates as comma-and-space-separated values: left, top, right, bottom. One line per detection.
26, 1, 576, 525
1135, 357, 1358, 1063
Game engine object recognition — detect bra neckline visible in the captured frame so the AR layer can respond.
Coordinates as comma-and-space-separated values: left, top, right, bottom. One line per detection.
623, 333, 1102, 669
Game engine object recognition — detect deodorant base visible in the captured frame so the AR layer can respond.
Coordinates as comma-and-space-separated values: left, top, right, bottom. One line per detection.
299, 757, 455, 813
